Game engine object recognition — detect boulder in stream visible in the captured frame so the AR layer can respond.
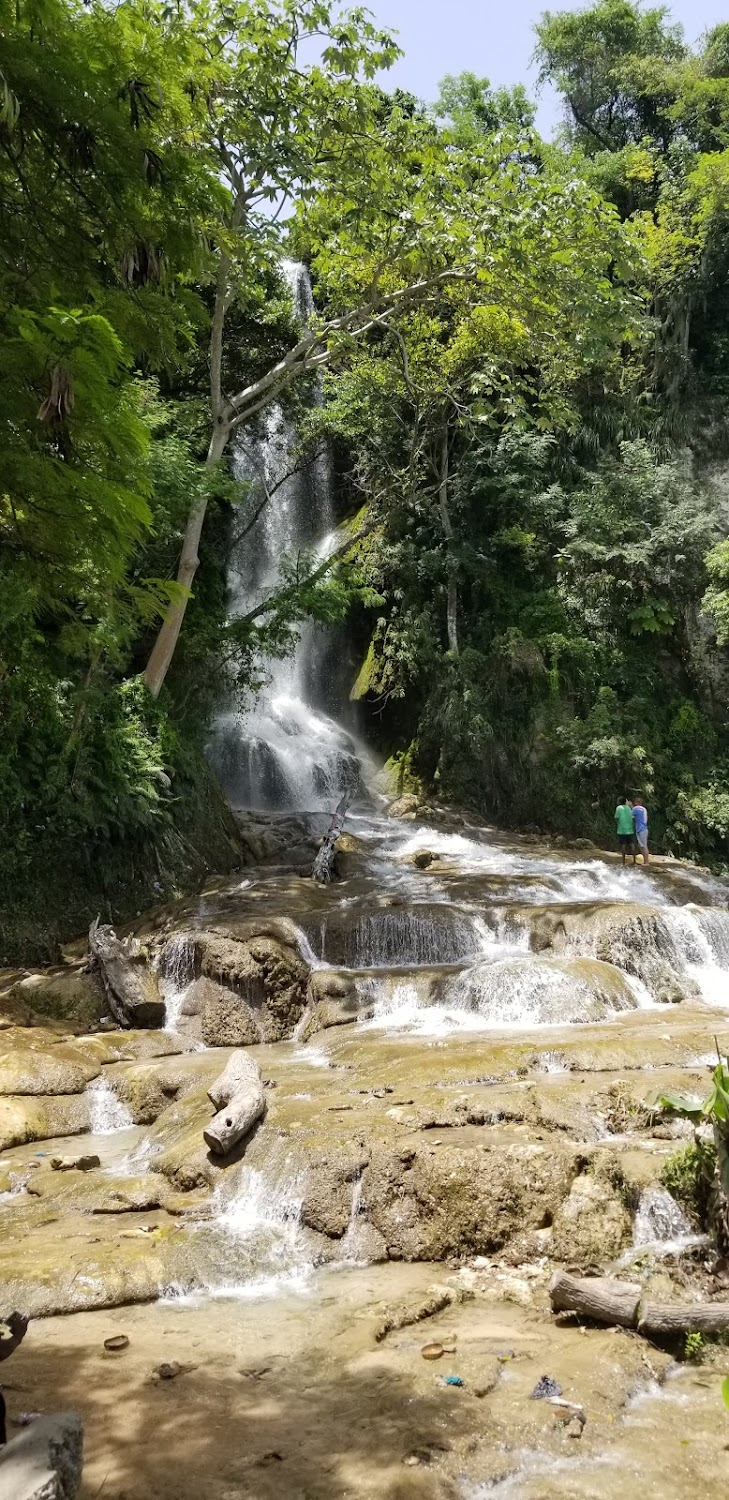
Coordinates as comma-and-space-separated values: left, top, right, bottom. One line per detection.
168, 930, 309, 1042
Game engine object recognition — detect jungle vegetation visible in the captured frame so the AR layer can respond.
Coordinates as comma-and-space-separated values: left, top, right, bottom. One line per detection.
2, 0, 729, 957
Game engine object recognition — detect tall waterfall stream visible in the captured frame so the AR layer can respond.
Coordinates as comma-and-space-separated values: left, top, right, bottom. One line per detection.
3, 266, 729, 1498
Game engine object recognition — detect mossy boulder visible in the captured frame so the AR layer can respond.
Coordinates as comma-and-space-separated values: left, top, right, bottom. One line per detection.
0, 1040, 101, 1096
362, 1141, 577, 1261
0, 1092, 90, 1151
2, 967, 105, 1029
551, 1170, 632, 1266
164, 929, 310, 1043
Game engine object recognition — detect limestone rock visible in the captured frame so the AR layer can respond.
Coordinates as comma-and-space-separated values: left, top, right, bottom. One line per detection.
190, 931, 309, 1042
0, 1094, 89, 1152
551, 1171, 632, 1267
200, 979, 262, 1048
525, 902, 700, 1005
364, 1142, 576, 1261
0, 1044, 100, 1097
387, 794, 421, 819
0, 1412, 83, 1500
299, 971, 362, 1040
300, 1150, 369, 1238
148, 1086, 220, 1190
3, 969, 105, 1030
111, 1060, 203, 1125
49, 1154, 100, 1173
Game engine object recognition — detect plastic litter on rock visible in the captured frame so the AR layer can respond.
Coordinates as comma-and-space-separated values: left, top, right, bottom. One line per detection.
530, 1374, 563, 1400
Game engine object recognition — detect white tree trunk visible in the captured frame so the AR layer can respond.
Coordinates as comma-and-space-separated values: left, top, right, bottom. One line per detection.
143, 420, 229, 699
437, 427, 458, 656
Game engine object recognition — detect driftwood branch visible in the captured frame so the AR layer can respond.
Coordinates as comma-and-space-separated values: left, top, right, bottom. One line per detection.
549, 1270, 729, 1338
313, 791, 353, 884
204, 1050, 266, 1156
88, 919, 165, 1029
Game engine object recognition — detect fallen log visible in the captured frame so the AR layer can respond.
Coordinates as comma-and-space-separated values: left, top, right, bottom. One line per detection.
639, 1302, 729, 1336
88, 919, 165, 1029
203, 1088, 266, 1155
312, 791, 352, 885
207, 1050, 261, 1111
203, 1050, 266, 1156
550, 1270, 729, 1339
549, 1271, 641, 1328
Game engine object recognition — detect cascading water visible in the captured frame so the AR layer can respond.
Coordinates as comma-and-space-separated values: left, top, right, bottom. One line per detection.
207, 260, 361, 812
87, 1077, 134, 1134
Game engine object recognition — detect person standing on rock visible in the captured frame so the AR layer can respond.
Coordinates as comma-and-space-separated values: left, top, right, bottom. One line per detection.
632, 795, 650, 866
614, 797, 636, 866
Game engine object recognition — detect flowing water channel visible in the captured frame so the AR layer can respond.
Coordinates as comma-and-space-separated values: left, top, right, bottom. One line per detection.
3, 265, 729, 1496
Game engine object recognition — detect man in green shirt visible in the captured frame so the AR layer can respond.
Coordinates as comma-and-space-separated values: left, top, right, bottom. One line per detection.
614, 797, 636, 865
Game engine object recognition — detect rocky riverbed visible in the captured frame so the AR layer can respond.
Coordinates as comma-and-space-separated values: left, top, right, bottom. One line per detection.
2, 805, 729, 1496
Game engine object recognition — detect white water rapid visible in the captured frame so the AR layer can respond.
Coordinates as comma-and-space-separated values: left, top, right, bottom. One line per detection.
207, 260, 361, 811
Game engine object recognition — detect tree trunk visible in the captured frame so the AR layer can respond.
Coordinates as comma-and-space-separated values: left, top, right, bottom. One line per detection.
549, 1271, 641, 1328
639, 1301, 729, 1336
204, 1049, 265, 1156
207, 1050, 262, 1110
312, 791, 352, 884
88, 918, 165, 1028
143, 420, 229, 699
437, 427, 458, 656
550, 1270, 729, 1338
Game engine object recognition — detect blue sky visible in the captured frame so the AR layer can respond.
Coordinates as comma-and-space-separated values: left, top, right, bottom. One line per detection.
368, 0, 729, 133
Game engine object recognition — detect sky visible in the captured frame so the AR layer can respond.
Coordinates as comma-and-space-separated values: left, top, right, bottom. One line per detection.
366, 0, 729, 134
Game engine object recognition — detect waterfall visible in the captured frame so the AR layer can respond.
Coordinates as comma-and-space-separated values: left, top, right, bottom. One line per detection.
87, 1076, 134, 1134
316, 906, 494, 968
207, 260, 361, 812
633, 1187, 693, 1247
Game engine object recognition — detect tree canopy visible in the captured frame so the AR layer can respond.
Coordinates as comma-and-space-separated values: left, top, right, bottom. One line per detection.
2, 0, 729, 959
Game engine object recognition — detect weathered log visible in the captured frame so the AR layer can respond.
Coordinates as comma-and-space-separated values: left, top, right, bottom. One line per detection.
204, 1050, 266, 1155
207, 1050, 261, 1110
88, 919, 165, 1029
203, 1086, 266, 1155
639, 1301, 729, 1336
313, 791, 352, 885
549, 1271, 641, 1328
550, 1270, 729, 1340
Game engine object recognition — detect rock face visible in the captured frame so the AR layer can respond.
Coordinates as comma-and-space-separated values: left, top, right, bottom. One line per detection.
163, 929, 309, 1044
551, 1171, 632, 1265
363, 1142, 576, 1261
0, 1093, 89, 1152
299, 970, 363, 1040
387, 794, 421, 819
0, 1412, 83, 1500
525, 902, 698, 1005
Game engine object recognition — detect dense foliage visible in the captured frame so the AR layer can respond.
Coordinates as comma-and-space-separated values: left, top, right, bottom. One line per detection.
2, 0, 729, 958
311, 3, 729, 860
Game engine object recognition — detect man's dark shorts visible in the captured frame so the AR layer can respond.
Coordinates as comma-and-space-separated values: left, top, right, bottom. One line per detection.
619, 834, 634, 850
